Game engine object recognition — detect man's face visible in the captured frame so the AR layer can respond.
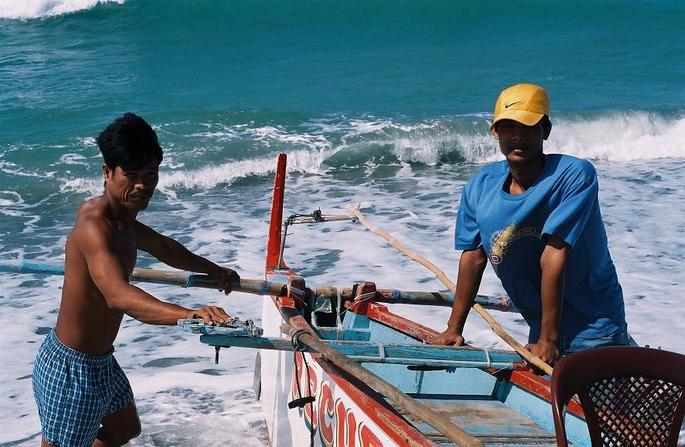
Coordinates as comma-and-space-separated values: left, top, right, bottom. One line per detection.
492, 119, 550, 164
103, 160, 159, 211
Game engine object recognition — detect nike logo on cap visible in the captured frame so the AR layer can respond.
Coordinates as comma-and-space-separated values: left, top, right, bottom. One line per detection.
504, 101, 522, 108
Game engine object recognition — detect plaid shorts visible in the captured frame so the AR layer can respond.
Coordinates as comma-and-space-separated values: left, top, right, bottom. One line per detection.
32, 330, 134, 447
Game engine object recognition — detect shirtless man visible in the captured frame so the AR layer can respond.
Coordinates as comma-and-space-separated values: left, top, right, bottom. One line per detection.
32, 113, 238, 447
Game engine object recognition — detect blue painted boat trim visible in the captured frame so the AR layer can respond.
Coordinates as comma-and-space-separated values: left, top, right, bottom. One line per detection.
198, 333, 519, 369
338, 305, 591, 445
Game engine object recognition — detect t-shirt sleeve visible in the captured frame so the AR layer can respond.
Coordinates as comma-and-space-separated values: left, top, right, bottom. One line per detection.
542, 160, 599, 247
454, 182, 482, 250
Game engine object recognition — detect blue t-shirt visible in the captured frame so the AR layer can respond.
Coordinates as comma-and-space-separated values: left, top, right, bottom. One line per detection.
455, 154, 625, 343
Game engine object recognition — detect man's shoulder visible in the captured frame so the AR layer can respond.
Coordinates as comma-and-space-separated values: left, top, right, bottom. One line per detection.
460, 162, 507, 206
72, 198, 114, 241
469, 160, 507, 183
549, 154, 595, 172
547, 154, 597, 182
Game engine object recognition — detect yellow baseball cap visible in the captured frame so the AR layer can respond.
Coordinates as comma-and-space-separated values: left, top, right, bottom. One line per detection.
491, 83, 549, 130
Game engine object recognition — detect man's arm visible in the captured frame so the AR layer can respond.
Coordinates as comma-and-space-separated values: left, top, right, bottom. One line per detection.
135, 221, 239, 294
78, 220, 229, 325
526, 235, 569, 365
430, 247, 487, 346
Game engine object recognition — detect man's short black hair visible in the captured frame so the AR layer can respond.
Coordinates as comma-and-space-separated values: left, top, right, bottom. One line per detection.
96, 113, 163, 170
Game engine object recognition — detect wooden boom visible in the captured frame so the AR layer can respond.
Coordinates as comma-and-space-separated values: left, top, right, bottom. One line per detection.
0, 260, 517, 312
280, 323, 485, 447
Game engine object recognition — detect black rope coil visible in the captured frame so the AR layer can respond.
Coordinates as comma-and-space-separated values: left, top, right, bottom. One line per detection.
288, 328, 316, 447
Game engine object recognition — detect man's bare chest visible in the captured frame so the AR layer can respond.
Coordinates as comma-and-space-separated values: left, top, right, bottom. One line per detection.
112, 229, 137, 276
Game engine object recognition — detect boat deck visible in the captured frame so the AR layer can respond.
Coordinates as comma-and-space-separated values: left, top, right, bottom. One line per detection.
350, 311, 589, 446
394, 397, 559, 446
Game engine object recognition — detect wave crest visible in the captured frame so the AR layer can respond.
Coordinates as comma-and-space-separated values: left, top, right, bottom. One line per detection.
0, 0, 124, 19
159, 149, 331, 191
548, 112, 685, 161
320, 112, 685, 166
52, 111, 685, 193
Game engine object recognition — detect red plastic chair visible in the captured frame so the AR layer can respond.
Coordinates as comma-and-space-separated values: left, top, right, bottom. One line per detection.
551, 346, 685, 447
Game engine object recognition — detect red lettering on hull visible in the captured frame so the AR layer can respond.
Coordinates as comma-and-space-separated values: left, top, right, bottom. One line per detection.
336, 399, 357, 447
359, 425, 384, 447
318, 381, 335, 446
290, 354, 390, 447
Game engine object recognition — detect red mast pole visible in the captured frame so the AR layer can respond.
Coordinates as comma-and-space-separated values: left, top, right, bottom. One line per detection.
265, 153, 287, 270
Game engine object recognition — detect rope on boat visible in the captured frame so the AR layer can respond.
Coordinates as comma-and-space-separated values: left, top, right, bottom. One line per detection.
287, 284, 306, 299
483, 347, 492, 369
182, 273, 193, 288
289, 329, 316, 447
290, 329, 309, 351
376, 342, 386, 361
355, 291, 376, 302
335, 288, 343, 340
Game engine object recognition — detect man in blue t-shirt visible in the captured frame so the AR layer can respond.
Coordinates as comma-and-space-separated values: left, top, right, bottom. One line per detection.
431, 84, 629, 365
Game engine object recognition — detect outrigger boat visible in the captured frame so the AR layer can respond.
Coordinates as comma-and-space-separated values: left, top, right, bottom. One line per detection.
207, 153, 592, 446
0, 153, 595, 446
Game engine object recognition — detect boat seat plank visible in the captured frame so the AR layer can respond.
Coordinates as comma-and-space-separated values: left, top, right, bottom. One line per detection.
431, 437, 558, 446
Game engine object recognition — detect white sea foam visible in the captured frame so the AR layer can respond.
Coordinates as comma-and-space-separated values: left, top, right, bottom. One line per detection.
360, 112, 685, 164
3, 153, 685, 445
0, 160, 50, 178
59, 176, 100, 195
58, 149, 335, 194
185, 122, 332, 152
52, 112, 685, 196
245, 126, 330, 150
0, 190, 24, 206
0, 206, 270, 445
158, 149, 332, 191
392, 133, 496, 164
187, 129, 241, 141
0, 0, 124, 19
328, 115, 496, 165
54, 153, 89, 166
300, 112, 685, 168
549, 112, 685, 161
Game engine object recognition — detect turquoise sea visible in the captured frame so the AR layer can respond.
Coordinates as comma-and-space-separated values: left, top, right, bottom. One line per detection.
1, 1, 684, 445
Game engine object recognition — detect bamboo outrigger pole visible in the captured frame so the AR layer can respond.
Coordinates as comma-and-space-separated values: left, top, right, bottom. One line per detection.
346, 206, 554, 376
0, 260, 518, 312
281, 323, 484, 447
0, 260, 287, 297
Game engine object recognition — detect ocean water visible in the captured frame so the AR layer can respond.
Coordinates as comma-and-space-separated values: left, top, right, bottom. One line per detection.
1, 0, 684, 445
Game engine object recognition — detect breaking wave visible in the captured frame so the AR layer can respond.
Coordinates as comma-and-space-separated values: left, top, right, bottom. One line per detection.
0, 0, 124, 19
38, 111, 685, 194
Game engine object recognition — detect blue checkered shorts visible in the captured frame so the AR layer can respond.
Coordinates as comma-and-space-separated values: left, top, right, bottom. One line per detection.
32, 330, 134, 446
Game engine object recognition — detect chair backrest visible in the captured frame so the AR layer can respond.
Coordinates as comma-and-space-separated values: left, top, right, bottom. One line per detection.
551, 346, 685, 447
